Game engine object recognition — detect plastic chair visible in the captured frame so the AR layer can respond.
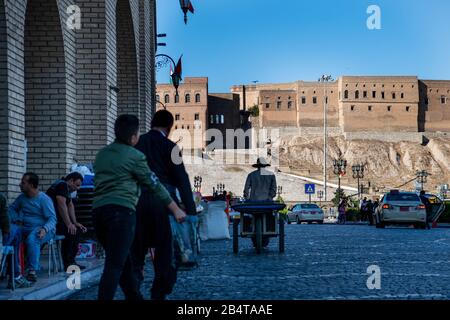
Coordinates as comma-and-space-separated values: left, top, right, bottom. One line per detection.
0, 246, 15, 291
43, 235, 65, 276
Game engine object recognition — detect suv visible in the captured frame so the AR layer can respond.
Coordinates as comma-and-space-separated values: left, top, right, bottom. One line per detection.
373, 190, 427, 229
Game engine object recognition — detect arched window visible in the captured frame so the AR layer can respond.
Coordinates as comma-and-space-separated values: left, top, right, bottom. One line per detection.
164, 94, 170, 104
221, 115, 225, 124
175, 94, 179, 103
185, 94, 191, 103
195, 93, 201, 103
344, 90, 349, 99
216, 115, 220, 124
355, 90, 359, 99
156, 95, 160, 102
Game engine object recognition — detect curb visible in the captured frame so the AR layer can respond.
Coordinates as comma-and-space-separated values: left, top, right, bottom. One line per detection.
21, 263, 104, 300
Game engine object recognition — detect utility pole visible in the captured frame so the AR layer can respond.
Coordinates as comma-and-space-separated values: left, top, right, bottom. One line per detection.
319, 75, 334, 201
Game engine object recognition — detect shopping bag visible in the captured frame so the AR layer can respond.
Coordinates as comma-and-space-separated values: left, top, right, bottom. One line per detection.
169, 215, 199, 270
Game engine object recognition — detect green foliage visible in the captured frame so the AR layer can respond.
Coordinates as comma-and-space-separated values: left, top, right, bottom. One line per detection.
345, 208, 362, 222
276, 195, 289, 218
331, 188, 347, 206
248, 105, 259, 117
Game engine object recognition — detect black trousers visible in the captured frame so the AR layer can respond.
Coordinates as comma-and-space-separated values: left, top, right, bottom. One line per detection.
56, 222, 81, 270
93, 205, 142, 301
131, 190, 176, 300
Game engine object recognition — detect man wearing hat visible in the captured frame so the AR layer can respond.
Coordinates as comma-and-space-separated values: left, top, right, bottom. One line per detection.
243, 157, 277, 201
243, 157, 277, 248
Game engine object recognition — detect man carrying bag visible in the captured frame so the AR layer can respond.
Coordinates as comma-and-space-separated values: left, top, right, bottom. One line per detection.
131, 110, 197, 300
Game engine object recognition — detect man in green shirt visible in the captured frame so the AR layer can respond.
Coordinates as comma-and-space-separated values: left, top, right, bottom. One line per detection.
93, 114, 186, 300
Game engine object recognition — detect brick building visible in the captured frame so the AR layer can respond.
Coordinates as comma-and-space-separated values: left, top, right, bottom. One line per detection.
0, 0, 157, 199
231, 76, 450, 133
156, 77, 241, 150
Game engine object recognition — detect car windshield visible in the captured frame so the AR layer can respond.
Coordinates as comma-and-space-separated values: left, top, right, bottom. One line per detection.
386, 193, 420, 202
300, 204, 320, 209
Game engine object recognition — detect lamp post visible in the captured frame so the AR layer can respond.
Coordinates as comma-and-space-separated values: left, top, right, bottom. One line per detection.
317, 190, 324, 206
277, 186, 283, 198
319, 75, 334, 202
352, 164, 365, 199
155, 54, 182, 95
416, 170, 429, 191
333, 155, 347, 205
156, 100, 166, 110
194, 176, 202, 193
217, 183, 225, 194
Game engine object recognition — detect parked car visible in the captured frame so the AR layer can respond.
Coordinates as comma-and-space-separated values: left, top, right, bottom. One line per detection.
287, 203, 324, 224
373, 190, 427, 229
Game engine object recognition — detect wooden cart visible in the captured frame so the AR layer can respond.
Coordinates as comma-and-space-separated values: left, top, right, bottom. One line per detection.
231, 201, 286, 254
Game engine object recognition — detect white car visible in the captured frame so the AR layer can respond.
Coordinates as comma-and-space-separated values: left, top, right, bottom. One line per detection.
374, 190, 427, 229
287, 203, 324, 224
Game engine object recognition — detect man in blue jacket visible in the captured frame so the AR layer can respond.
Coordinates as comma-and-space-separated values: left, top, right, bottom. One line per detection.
8, 173, 57, 283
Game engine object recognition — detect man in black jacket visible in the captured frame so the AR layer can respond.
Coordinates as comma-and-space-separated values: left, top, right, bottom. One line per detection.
131, 110, 196, 300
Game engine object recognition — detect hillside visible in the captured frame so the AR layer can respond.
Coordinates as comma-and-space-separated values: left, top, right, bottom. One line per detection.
279, 135, 450, 191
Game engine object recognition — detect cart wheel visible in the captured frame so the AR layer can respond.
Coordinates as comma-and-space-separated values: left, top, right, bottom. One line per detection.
233, 218, 239, 254
255, 216, 262, 254
279, 218, 285, 253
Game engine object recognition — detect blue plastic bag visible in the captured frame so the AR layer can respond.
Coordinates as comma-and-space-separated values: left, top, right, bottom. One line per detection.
169, 215, 199, 270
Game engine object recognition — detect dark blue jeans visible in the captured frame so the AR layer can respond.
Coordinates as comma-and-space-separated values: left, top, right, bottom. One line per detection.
93, 205, 141, 300
2, 224, 22, 276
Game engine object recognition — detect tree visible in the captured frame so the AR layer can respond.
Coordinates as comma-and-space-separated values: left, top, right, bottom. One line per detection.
248, 105, 259, 117
276, 195, 289, 221
331, 188, 346, 207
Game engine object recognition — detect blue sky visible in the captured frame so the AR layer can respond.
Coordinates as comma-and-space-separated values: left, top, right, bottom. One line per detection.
156, 0, 450, 93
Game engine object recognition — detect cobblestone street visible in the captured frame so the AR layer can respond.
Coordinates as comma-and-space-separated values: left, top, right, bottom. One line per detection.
70, 224, 450, 300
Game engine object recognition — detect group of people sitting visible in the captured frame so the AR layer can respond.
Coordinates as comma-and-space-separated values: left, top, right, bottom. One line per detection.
0, 171, 87, 289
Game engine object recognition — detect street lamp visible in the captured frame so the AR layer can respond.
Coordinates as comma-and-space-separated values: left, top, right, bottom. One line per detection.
194, 176, 202, 193
333, 155, 347, 205
277, 186, 283, 197
416, 170, 429, 191
155, 54, 182, 95
156, 100, 166, 110
217, 183, 225, 194
317, 190, 324, 206
352, 164, 365, 199
319, 75, 334, 202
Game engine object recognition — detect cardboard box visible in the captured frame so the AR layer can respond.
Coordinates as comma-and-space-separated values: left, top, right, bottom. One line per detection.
76, 242, 96, 259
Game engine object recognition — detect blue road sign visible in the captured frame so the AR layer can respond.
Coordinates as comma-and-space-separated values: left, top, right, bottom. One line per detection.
305, 184, 315, 194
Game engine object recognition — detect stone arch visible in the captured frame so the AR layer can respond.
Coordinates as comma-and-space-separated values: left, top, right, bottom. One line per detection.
116, 0, 139, 118
0, 0, 8, 193
24, 0, 68, 188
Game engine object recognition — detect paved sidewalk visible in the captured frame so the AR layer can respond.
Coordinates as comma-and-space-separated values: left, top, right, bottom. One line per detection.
0, 257, 103, 300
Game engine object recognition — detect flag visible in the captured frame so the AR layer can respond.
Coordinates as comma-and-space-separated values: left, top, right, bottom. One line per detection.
171, 55, 183, 92
169, 63, 174, 84
180, 0, 194, 24
188, 1, 194, 13
174, 55, 182, 80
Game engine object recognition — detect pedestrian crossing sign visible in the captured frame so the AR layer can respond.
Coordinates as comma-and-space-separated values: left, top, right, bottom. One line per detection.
305, 184, 315, 194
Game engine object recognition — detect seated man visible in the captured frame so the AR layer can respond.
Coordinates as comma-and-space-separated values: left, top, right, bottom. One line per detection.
0, 192, 8, 262
2, 191, 34, 288
46, 172, 87, 271
8, 173, 57, 283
